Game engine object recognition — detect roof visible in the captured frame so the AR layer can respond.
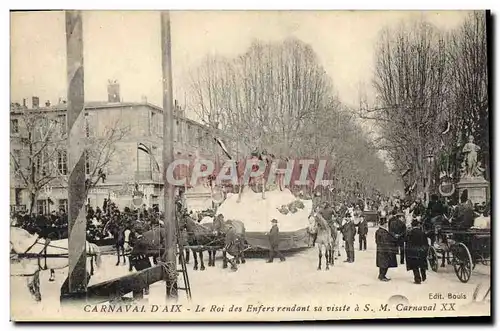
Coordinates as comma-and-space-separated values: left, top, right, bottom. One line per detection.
10, 101, 214, 130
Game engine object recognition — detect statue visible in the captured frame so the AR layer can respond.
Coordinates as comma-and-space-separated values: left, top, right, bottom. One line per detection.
461, 135, 483, 178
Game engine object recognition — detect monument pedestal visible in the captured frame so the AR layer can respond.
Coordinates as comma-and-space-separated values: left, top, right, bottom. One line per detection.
457, 177, 490, 205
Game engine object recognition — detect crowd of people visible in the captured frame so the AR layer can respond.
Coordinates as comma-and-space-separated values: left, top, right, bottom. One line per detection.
10, 198, 164, 243
305, 188, 490, 284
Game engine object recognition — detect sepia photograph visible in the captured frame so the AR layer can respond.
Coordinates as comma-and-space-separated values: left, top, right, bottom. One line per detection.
8, 9, 491, 322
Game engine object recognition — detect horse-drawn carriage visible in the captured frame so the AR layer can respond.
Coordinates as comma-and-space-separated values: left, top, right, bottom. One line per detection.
427, 223, 491, 283
362, 210, 379, 226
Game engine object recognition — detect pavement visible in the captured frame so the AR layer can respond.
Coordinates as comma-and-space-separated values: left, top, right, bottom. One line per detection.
10, 226, 490, 321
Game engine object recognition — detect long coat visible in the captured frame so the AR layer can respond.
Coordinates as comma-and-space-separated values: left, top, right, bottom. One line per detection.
375, 227, 398, 269
389, 216, 407, 245
405, 226, 429, 270
357, 219, 368, 236
341, 220, 356, 242
268, 224, 280, 248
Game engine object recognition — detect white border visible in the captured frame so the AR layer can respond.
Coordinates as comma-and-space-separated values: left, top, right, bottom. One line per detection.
2, 1, 498, 329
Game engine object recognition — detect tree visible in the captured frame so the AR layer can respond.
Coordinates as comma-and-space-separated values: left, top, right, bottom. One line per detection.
188, 38, 332, 157
446, 12, 489, 181
188, 38, 401, 198
10, 108, 128, 214
11, 110, 66, 213
364, 20, 450, 198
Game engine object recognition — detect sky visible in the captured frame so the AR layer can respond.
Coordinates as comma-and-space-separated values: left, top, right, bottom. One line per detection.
11, 10, 473, 115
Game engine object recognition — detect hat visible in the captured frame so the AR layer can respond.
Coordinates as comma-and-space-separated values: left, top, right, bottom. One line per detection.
411, 219, 420, 227
271, 219, 278, 224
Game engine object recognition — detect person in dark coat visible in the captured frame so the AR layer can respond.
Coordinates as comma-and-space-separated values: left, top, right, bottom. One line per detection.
375, 219, 398, 281
266, 219, 285, 263
426, 194, 446, 221
405, 219, 429, 284
451, 192, 475, 244
357, 216, 368, 251
411, 198, 426, 219
389, 211, 407, 264
340, 214, 356, 263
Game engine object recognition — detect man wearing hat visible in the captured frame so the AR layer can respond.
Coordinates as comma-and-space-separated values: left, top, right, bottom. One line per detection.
266, 219, 285, 263
340, 212, 356, 263
405, 219, 429, 284
375, 218, 398, 281
389, 209, 407, 265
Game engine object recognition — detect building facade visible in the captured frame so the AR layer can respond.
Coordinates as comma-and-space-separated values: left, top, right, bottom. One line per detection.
10, 87, 244, 214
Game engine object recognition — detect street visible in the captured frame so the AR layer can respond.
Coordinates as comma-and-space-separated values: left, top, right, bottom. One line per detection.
10, 226, 490, 321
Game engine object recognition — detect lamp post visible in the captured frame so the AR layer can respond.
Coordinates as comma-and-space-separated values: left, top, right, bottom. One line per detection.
425, 153, 435, 205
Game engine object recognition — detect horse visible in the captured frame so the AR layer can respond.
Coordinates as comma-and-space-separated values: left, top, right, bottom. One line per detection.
102, 219, 131, 266
179, 214, 222, 271
308, 213, 333, 270
10, 226, 102, 302
212, 215, 247, 269
127, 222, 166, 271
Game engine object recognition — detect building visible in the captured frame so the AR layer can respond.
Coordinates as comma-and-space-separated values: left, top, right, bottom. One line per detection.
10, 83, 245, 214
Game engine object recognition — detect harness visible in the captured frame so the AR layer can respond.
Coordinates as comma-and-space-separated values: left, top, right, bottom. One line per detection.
10, 236, 53, 275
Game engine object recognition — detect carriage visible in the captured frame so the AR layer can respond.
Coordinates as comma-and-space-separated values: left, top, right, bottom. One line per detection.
427, 226, 491, 283
362, 210, 380, 226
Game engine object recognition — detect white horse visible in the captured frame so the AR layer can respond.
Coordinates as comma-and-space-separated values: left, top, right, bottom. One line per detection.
308, 213, 333, 270
10, 226, 102, 301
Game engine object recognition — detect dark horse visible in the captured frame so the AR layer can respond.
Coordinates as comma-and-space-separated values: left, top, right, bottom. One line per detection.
127, 222, 165, 271
127, 225, 167, 296
213, 214, 247, 269
102, 219, 130, 266
179, 214, 222, 271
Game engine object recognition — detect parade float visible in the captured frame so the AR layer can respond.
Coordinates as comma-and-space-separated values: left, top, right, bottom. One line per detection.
216, 187, 313, 252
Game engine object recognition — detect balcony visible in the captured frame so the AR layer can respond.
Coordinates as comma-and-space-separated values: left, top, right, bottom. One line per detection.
135, 171, 161, 182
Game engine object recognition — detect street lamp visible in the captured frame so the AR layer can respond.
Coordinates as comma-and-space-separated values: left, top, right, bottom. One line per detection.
425, 153, 434, 205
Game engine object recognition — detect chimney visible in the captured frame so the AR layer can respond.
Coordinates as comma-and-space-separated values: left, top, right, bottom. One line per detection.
22, 98, 27, 109
107, 80, 121, 103
45, 100, 51, 107
32, 96, 39, 108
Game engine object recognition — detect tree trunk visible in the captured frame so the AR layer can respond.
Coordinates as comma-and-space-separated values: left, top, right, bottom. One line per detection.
29, 191, 36, 215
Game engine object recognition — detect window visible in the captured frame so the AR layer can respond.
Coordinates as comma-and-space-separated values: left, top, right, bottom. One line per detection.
138, 147, 150, 172
36, 150, 49, 176
177, 121, 182, 142
85, 115, 90, 138
151, 112, 157, 135
11, 149, 20, 171
58, 150, 68, 175
197, 128, 202, 147
85, 152, 91, 175
57, 115, 66, 134
58, 199, 68, 213
37, 199, 48, 215
11, 119, 19, 134
173, 120, 178, 142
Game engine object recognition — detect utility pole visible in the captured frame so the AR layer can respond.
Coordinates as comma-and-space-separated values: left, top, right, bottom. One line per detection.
61, 10, 88, 301
160, 11, 178, 300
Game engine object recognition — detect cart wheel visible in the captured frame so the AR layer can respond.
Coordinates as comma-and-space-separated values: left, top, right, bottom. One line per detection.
453, 243, 472, 283
427, 246, 439, 272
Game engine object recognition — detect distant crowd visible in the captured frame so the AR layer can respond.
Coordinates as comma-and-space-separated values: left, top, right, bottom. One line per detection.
10, 198, 163, 243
